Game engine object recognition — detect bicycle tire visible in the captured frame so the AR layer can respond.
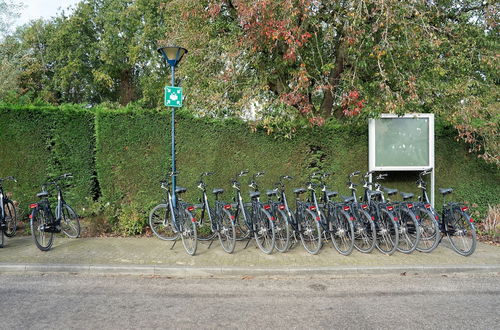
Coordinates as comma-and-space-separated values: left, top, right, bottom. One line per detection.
396, 207, 420, 254
299, 209, 322, 255
353, 209, 376, 253
57, 204, 80, 238
254, 208, 275, 254
330, 209, 355, 256
149, 203, 178, 241
0, 225, 4, 247
274, 208, 291, 253
217, 209, 236, 254
375, 208, 399, 255
4, 200, 17, 237
415, 207, 440, 253
31, 207, 54, 251
446, 208, 476, 256
179, 208, 197, 256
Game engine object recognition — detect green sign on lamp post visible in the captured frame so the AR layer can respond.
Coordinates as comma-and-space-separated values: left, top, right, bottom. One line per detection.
158, 46, 188, 206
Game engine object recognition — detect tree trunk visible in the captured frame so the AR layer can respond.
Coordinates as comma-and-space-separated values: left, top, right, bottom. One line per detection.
320, 39, 347, 119
118, 68, 134, 105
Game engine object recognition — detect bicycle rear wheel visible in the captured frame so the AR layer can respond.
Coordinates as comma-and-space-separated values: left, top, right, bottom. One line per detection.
375, 208, 399, 255
274, 208, 291, 253
57, 204, 80, 238
4, 200, 17, 237
179, 208, 197, 256
415, 207, 440, 253
353, 209, 376, 253
299, 209, 322, 255
254, 208, 275, 254
149, 204, 178, 241
330, 210, 355, 256
31, 208, 54, 251
396, 208, 420, 254
217, 209, 236, 254
446, 208, 476, 256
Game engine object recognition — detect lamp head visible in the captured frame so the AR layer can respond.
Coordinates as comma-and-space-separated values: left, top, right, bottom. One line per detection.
158, 46, 188, 67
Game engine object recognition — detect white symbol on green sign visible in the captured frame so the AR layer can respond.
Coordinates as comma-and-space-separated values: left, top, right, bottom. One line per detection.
164, 86, 183, 107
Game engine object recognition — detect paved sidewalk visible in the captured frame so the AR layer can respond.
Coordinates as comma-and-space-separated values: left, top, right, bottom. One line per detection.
0, 236, 499, 277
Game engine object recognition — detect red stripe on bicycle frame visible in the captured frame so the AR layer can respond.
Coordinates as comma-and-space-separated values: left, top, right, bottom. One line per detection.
29, 214, 33, 219
371, 216, 375, 221
315, 216, 320, 221
469, 218, 474, 223
191, 218, 196, 222
230, 215, 235, 220
349, 217, 354, 221
394, 217, 398, 221
270, 216, 275, 221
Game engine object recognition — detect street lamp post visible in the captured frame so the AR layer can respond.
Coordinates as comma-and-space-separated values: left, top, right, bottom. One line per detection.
158, 46, 187, 206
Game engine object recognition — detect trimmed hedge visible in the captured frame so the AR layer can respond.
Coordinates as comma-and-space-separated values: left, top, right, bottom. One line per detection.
0, 105, 96, 213
1, 104, 498, 234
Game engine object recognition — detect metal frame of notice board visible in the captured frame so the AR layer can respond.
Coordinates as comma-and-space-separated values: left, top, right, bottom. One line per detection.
368, 113, 435, 206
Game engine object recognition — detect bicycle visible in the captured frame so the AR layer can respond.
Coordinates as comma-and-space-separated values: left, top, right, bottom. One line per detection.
315, 172, 355, 256
192, 172, 236, 253
438, 187, 477, 256
0, 176, 18, 247
412, 169, 441, 253
148, 173, 197, 255
29, 173, 80, 251
343, 171, 376, 253
263, 177, 291, 253
361, 171, 399, 255
231, 171, 275, 254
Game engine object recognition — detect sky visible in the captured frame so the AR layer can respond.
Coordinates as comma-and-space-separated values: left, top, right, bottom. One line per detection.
14, 0, 81, 28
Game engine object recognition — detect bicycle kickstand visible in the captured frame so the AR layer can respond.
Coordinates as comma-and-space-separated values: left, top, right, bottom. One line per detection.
207, 235, 216, 249
170, 238, 178, 250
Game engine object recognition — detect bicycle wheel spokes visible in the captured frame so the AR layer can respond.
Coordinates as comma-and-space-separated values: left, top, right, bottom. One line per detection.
396, 209, 419, 254
299, 209, 322, 254
353, 209, 376, 253
59, 204, 80, 238
234, 205, 251, 240
416, 208, 440, 253
31, 209, 54, 251
375, 208, 398, 255
149, 204, 178, 241
180, 209, 197, 255
330, 211, 355, 256
4, 200, 17, 237
274, 209, 291, 253
217, 209, 236, 253
254, 208, 275, 254
447, 209, 476, 256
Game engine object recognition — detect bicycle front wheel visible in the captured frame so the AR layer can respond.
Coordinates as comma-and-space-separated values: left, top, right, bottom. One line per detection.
330, 210, 355, 256
57, 204, 80, 238
396, 208, 420, 254
217, 209, 236, 254
149, 204, 178, 241
375, 208, 399, 255
415, 207, 440, 253
179, 208, 197, 256
446, 208, 476, 256
254, 208, 275, 254
4, 200, 17, 237
31, 208, 54, 251
299, 209, 322, 255
274, 209, 291, 253
353, 209, 376, 253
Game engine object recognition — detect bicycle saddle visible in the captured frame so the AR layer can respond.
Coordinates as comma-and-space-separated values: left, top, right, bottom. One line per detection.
383, 188, 398, 196
293, 188, 307, 195
37, 191, 49, 198
249, 191, 260, 199
175, 187, 187, 194
266, 189, 278, 197
439, 188, 453, 195
326, 190, 338, 198
212, 188, 224, 195
400, 192, 414, 200
340, 195, 354, 203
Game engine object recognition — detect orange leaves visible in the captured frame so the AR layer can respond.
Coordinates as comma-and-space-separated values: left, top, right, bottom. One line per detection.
342, 89, 366, 117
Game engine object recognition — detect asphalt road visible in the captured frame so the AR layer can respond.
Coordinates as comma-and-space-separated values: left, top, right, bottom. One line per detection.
1, 273, 499, 329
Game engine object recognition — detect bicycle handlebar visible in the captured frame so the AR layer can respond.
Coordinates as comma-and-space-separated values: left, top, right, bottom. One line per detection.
0, 176, 17, 183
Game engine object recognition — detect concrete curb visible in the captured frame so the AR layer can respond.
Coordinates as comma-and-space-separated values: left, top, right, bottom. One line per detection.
1, 263, 499, 277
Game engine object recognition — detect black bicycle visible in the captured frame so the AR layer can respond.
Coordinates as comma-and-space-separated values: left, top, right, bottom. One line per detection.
148, 173, 197, 255
0, 176, 18, 247
29, 174, 81, 251
343, 171, 376, 253
361, 171, 399, 255
192, 172, 236, 253
231, 171, 275, 254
